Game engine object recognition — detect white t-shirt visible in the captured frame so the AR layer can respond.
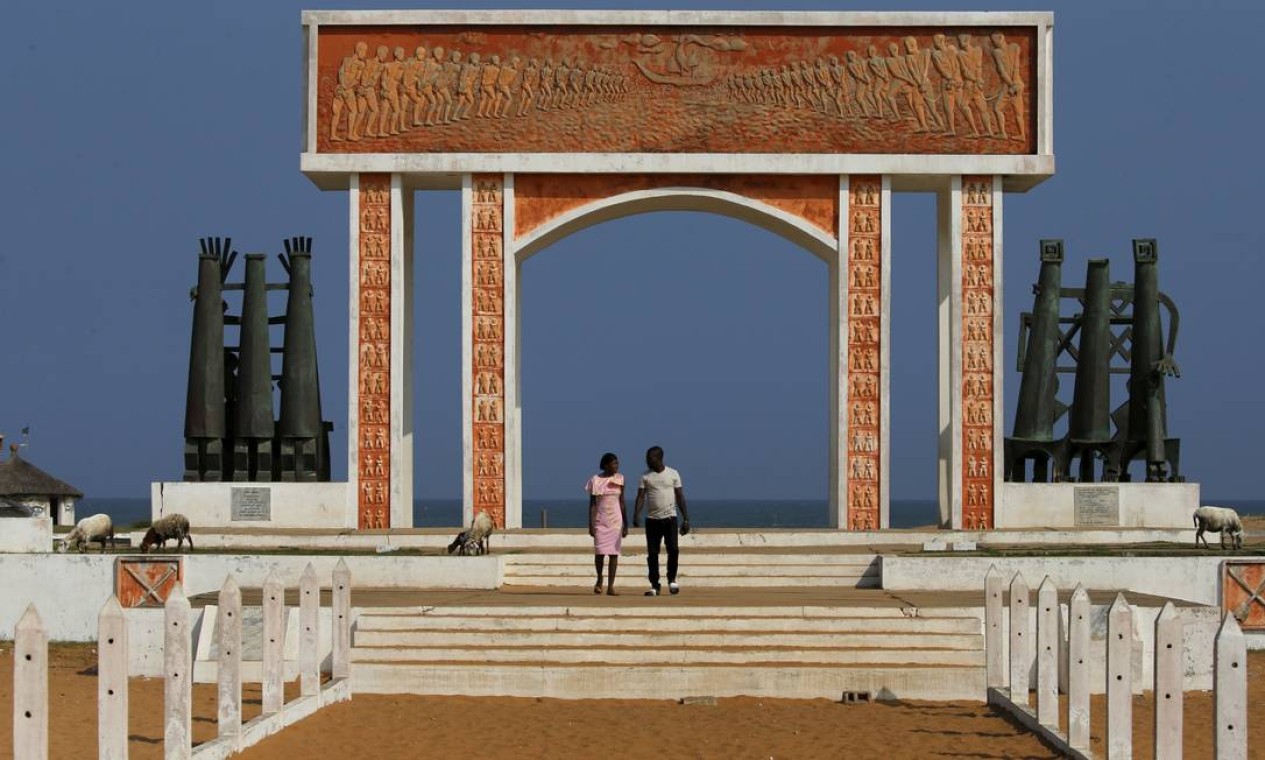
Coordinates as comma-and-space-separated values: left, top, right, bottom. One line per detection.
639, 466, 683, 520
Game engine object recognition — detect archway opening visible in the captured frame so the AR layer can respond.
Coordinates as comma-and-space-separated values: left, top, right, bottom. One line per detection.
519, 208, 828, 529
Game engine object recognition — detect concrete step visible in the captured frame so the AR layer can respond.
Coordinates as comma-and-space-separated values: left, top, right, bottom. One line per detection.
350, 662, 985, 701
354, 614, 980, 635
355, 605, 969, 619
352, 628, 982, 650
503, 575, 881, 587
351, 644, 983, 666
502, 564, 878, 578
503, 553, 881, 566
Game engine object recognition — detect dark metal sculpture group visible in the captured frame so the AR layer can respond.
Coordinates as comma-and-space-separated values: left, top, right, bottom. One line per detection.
183, 237, 332, 482
1006, 239, 1182, 484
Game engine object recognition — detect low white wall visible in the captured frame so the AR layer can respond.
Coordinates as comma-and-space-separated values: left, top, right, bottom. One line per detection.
881, 555, 1224, 605
152, 481, 353, 529
0, 517, 52, 552
999, 482, 1200, 529
0, 552, 501, 644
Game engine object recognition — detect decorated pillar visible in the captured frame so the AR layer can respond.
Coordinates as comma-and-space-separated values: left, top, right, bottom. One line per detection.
837, 175, 890, 530
349, 173, 413, 530
940, 175, 1002, 529
464, 174, 508, 528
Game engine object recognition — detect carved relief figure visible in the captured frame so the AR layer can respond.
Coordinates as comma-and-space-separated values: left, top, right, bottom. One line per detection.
990, 32, 1026, 142
330, 41, 368, 142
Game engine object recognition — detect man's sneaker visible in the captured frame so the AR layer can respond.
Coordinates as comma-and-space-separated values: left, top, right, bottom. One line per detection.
669, 582, 680, 595
644, 587, 660, 597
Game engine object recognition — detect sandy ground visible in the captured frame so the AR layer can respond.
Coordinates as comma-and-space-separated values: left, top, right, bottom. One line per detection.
3, 647, 1264, 759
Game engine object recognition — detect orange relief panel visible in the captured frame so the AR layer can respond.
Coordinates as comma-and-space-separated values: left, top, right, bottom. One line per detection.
116, 557, 183, 609
316, 26, 1035, 156
960, 175, 993, 530
1224, 562, 1265, 630
513, 174, 839, 241
471, 174, 507, 528
358, 173, 392, 530
846, 175, 881, 531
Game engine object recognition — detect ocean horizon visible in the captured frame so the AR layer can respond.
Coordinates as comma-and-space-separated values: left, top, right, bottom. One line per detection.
76, 496, 1265, 531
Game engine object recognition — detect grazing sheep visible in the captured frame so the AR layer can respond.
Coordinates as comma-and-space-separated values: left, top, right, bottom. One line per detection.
447, 510, 495, 556
1194, 505, 1244, 550
140, 513, 193, 553
64, 513, 114, 554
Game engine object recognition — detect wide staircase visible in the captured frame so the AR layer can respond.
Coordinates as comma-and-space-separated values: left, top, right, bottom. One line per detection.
350, 593, 985, 701
501, 549, 883, 588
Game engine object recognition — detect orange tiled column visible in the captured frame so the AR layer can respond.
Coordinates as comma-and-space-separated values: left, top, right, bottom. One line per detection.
468, 175, 506, 527
355, 174, 392, 529
960, 175, 998, 529
844, 175, 886, 530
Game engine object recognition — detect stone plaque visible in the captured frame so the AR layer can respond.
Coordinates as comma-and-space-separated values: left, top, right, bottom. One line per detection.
231, 487, 272, 521
1074, 486, 1119, 527
1223, 561, 1265, 630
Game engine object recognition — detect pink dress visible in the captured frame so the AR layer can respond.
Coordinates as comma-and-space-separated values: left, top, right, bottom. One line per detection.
585, 473, 624, 555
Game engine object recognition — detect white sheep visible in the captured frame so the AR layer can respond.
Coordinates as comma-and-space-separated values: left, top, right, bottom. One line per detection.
447, 510, 495, 556
1194, 505, 1244, 550
63, 513, 114, 553
140, 513, 193, 553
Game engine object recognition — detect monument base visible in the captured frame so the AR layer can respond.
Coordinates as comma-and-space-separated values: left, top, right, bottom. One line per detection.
998, 482, 1199, 529
151, 482, 351, 530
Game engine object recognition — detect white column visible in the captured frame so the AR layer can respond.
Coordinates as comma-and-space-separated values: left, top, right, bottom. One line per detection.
13, 604, 47, 760
1036, 577, 1058, 727
390, 174, 415, 528
346, 175, 362, 529
332, 558, 351, 680
216, 577, 242, 745
936, 180, 962, 528
990, 176, 1005, 529
828, 175, 847, 528
163, 586, 192, 760
262, 571, 285, 715
460, 174, 474, 529
1153, 601, 1182, 760
1008, 572, 1030, 706
299, 563, 319, 697
1215, 613, 1247, 760
502, 172, 522, 529
1106, 593, 1133, 760
1067, 584, 1091, 751
98, 596, 129, 760
879, 175, 892, 529
984, 565, 1004, 689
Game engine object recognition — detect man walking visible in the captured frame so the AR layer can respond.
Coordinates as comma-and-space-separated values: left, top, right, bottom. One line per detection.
633, 446, 690, 596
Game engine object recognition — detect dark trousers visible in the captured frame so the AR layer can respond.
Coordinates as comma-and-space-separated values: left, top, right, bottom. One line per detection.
645, 516, 679, 589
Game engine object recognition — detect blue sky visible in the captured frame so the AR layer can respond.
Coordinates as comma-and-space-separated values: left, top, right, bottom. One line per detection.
1, 1, 1262, 511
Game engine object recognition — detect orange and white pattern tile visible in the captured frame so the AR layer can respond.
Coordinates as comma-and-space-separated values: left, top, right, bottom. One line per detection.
471, 174, 506, 527
846, 176, 882, 531
357, 173, 391, 530
961, 175, 995, 529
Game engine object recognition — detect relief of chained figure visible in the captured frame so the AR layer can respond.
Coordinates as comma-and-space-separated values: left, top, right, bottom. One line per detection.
931, 35, 979, 138
846, 51, 878, 118
476, 55, 501, 118
866, 46, 899, 121
400, 47, 426, 128
903, 37, 945, 132
353, 46, 388, 139
957, 34, 995, 137
990, 32, 1026, 142
331, 42, 367, 142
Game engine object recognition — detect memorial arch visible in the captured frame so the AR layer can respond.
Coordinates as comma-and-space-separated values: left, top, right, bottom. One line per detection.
299, 10, 1054, 532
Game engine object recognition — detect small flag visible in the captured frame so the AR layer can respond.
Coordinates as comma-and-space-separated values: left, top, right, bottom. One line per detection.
21, 426, 29, 436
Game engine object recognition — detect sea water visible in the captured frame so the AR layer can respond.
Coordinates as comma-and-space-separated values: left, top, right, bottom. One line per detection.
78, 496, 1265, 531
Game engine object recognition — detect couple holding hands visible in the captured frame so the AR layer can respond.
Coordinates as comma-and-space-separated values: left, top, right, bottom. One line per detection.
584, 445, 690, 597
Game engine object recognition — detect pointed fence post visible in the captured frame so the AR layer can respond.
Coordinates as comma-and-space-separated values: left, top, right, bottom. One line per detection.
1215, 612, 1247, 760
1008, 572, 1030, 706
1106, 594, 1133, 760
332, 559, 351, 679
164, 585, 192, 760
1067, 585, 1091, 752
1153, 602, 1183, 760
262, 571, 285, 715
1036, 577, 1059, 728
13, 604, 48, 760
985, 565, 1004, 689
299, 563, 320, 696
98, 596, 129, 760
217, 576, 242, 744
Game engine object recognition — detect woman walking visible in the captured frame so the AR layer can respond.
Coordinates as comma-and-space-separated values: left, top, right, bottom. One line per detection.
585, 452, 628, 595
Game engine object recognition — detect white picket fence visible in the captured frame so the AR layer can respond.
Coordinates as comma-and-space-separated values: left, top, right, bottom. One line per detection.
11, 559, 353, 760
984, 566, 1248, 760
